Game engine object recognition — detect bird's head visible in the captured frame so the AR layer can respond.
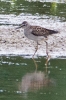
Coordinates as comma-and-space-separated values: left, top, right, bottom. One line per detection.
16, 21, 29, 29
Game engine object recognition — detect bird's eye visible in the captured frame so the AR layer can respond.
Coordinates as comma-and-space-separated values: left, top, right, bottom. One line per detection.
23, 24, 26, 26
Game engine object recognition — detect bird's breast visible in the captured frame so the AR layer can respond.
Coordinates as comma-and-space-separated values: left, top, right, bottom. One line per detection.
24, 28, 38, 41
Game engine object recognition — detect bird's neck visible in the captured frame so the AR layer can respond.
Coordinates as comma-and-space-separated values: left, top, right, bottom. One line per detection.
24, 25, 30, 31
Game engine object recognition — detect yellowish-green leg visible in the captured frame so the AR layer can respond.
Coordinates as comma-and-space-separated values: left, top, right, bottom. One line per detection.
32, 41, 38, 58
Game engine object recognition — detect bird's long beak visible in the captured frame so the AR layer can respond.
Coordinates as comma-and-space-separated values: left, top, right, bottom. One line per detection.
16, 24, 23, 29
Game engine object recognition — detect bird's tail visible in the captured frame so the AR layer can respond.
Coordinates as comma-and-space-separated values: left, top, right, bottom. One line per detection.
49, 30, 58, 34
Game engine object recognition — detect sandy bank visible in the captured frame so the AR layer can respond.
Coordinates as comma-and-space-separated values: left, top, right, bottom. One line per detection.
0, 21, 66, 58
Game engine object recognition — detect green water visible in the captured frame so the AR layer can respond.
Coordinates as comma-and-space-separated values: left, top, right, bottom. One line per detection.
0, 0, 66, 21
0, 56, 66, 100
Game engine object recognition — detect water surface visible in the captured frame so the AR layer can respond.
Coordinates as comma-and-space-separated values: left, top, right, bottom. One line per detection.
0, 0, 66, 24
0, 56, 66, 100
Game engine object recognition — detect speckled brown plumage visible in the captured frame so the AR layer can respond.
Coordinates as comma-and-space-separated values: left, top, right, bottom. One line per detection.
30, 25, 58, 37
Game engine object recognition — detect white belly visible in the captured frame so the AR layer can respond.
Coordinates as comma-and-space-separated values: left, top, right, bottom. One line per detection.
24, 29, 44, 42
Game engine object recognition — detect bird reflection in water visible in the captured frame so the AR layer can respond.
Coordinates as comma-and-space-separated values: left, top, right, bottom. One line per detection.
19, 57, 55, 95
19, 71, 55, 93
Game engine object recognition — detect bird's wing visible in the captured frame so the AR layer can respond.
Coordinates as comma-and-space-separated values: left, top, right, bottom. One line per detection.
30, 26, 50, 37
30, 26, 58, 37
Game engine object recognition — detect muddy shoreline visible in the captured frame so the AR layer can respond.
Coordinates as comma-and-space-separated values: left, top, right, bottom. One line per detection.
0, 21, 66, 58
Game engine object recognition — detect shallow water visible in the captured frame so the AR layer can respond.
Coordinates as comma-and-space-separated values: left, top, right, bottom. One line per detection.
0, 56, 66, 100
0, 0, 66, 17
0, 0, 66, 26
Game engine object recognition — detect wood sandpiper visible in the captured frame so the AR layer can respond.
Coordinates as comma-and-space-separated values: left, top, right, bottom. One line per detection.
16, 21, 58, 58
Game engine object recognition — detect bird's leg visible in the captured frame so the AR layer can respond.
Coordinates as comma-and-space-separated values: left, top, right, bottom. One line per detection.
45, 41, 49, 72
32, 41, 38, 58
45, 41, 51, 72
32, 41, 38, 70
45, 41, 49, 58
32, 58, 38, 71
